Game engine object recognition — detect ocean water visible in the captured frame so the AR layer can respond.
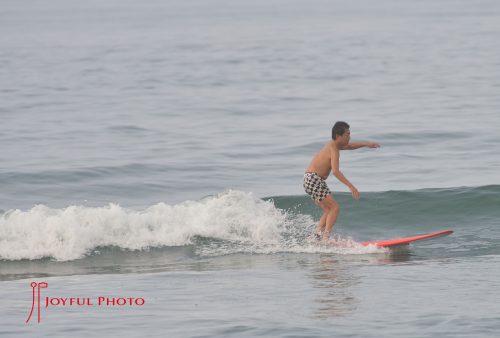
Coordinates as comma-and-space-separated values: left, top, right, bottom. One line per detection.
1, 0, 500, 337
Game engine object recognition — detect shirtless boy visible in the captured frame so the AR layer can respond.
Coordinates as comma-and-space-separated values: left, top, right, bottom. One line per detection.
303, 121, 380, 241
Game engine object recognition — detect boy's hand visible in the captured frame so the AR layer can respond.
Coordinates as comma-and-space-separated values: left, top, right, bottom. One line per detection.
350, 186, 360, 200
367, 142, 380, 148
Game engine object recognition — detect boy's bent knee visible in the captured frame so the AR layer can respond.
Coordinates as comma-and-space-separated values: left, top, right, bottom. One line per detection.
329, 200, 339, 211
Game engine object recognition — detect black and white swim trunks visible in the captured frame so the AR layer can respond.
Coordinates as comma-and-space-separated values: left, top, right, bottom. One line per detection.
303, 172, 331, 202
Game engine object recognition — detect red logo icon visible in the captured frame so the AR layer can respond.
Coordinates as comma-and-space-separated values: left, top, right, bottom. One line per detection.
26, 282, 48, 324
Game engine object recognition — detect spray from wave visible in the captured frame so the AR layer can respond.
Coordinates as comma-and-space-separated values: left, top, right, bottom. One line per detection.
0, 190, 381, 261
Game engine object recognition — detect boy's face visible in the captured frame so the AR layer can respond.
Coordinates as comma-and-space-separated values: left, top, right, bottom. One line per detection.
340, 129, 351, 145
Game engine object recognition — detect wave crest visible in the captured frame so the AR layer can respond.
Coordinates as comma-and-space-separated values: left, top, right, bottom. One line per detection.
0, 190, 286, 261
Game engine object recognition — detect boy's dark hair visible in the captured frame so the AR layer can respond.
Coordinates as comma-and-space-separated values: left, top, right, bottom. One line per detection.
332, 121, 350, 140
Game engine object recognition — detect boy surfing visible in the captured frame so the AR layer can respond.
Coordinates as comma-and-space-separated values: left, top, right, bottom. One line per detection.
303, 121, 380, 241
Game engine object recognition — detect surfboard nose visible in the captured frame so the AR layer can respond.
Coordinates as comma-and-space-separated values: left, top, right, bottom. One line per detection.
362, 229, 454, 248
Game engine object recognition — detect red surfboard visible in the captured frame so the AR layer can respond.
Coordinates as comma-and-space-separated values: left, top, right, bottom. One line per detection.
362, 230, 453, 248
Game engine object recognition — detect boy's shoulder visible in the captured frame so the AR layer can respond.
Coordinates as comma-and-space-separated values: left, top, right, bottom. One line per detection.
327, 140, 340, 152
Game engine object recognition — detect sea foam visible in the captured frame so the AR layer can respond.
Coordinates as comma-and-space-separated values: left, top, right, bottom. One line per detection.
0, 190, 286, 261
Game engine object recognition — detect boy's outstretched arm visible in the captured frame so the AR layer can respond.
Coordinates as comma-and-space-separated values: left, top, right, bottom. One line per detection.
342, 142, 380, 150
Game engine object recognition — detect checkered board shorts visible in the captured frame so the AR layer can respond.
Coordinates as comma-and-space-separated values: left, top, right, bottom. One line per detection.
303, 172, 331, 202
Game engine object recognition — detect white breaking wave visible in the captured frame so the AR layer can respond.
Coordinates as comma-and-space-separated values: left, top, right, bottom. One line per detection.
0, 190, 385, 261
0, 190, 286, 261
